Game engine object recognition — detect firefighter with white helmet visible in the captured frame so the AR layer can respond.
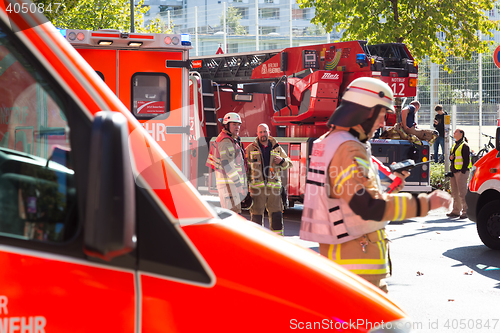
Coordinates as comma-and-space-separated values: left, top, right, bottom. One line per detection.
299, 77, 452, 292
206, 112, 248, 213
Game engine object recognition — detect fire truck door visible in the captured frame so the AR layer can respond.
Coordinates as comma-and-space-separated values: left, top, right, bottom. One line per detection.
0, 25, 135, 332
119, 50, 189, 178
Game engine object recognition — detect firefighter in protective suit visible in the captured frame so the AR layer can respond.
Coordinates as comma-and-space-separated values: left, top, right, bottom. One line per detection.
299, 77, 452, 292
206, 112, 248, 213
246, 124, 292, 235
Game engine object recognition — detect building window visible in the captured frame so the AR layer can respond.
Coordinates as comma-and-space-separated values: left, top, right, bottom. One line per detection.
228, 43, 238, 53
259, 8, 279, 20
259, 26, 277, 34
292, 8, 305, 20
236, 7, 249, 19
292, 27, 303, 36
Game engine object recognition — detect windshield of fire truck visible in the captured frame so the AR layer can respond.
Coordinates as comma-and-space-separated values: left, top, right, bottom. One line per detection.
0, 24, 76, 243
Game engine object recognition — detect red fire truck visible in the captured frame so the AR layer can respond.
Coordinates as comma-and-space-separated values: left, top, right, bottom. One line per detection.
191, 42, 431, 204
466, 128, 500, 249
0, 0, 414, 331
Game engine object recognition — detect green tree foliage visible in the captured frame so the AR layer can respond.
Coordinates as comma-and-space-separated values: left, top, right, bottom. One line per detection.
297, 0, 500, 67
305, 24, 326, 36
33, 0, 170, 33
220, 5, 247, 35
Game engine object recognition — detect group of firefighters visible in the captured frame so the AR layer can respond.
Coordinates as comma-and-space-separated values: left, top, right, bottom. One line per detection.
206, 113, 292, 236
206, 77, 453, 292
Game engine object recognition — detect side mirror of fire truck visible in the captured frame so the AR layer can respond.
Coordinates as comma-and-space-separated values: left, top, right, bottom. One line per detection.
496, 127, 500, 151
84, 111, 136, 261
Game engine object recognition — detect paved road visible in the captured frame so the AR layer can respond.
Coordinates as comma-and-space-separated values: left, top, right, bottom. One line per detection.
238, 205, 500, 333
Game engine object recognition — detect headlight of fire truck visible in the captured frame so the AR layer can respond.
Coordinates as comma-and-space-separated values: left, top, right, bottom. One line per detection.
469, 165, 476, 183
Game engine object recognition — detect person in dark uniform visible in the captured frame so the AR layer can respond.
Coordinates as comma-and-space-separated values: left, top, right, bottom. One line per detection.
433, 105, 447, 163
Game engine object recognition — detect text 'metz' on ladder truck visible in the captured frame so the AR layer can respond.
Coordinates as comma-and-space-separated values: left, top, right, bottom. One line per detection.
0, 0, 414, 331
466, 128, 500, 250
190, 40, 431, 206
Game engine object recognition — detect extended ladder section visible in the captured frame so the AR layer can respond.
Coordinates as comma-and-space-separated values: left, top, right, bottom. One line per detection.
201, 79, 218, 138
191, 49, 282, 83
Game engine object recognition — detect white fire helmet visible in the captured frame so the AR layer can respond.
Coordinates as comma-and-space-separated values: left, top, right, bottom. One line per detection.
222, 112, 242, 125
327, 77, 395, 128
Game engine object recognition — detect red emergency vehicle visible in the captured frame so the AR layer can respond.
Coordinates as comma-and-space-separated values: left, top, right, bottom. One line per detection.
191, 43, 431, 204
65, 28, 194, 181
0, 0, 413, 331
466, 128, 500, 249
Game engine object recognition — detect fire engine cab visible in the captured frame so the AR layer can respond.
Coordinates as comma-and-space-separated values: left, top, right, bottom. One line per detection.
0, 0, 413, 331
466, 128, 500, 249
190, 42, 431, 204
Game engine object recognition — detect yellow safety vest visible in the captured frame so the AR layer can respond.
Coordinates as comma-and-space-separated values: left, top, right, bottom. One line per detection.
452, 141, 472, 170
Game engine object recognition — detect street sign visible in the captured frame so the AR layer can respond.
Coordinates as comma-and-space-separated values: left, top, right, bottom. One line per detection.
494, 45, 500, 69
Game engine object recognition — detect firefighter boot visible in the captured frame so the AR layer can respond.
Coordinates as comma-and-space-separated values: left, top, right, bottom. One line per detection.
251, 214, 263, 226
270, 212, 284, 236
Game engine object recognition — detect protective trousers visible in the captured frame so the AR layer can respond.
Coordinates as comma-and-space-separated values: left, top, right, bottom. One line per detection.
217, 183, 241, 214
449, 171, 469, 216
319, 230, 390, 293
250, 185, 283, 235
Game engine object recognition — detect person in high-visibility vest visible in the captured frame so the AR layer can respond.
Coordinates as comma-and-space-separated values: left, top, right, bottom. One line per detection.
447, 128, 472, 219
206, 112, 248, 213
299, 77, 453, 292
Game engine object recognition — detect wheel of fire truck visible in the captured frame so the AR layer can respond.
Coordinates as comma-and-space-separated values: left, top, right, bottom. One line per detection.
477, 200, 500, 250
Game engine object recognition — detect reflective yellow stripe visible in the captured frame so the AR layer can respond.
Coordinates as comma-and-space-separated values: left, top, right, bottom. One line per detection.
328, 244, 336, 261
392, 195, 408, 221
354, 157, 370, 169
228, 170, 239, 178
393, 196, 400, 221
402, 196, 407, 220
328, 234, 389, 275
334, 258, 387, 265
333, 164, 358, 191
350, 268, 390, 275
376, 229, 386, 258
